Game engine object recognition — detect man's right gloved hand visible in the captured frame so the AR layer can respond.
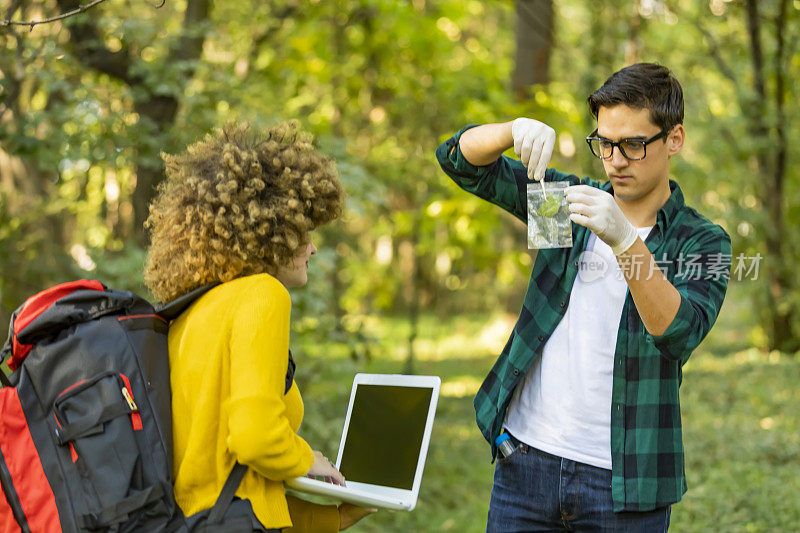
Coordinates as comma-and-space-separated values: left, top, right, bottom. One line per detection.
511, 118, 557, 182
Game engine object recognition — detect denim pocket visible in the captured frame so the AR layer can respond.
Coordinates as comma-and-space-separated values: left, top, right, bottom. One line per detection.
497, 444, 523, 465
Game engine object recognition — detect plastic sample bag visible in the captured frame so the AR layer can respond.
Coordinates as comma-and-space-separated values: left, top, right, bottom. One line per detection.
527, 181, 573, 249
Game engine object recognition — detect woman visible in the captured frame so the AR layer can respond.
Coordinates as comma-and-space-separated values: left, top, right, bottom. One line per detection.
144, 121, 373, 532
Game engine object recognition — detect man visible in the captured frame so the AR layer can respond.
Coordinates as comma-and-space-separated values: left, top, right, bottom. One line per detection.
435, 63, 731, 531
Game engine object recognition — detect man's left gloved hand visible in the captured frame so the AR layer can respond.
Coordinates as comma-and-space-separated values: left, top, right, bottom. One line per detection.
564, 185, 638, 256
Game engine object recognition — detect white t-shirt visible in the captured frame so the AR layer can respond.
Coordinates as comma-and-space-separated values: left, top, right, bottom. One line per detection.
503, 226, 653, 470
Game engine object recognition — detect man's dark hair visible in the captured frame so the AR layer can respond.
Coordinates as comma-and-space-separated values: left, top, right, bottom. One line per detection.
588, 63, 684, 132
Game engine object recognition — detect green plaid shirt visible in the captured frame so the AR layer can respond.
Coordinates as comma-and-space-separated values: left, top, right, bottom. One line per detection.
436, 125, 732, 512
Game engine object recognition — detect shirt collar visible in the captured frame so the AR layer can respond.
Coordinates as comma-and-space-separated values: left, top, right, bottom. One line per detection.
655, 180, 684, 238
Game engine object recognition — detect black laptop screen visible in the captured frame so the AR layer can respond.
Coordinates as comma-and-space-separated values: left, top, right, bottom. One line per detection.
338, 384, 433, 490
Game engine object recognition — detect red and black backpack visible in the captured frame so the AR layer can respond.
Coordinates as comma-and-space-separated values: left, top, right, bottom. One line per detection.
0, 280, 251, 532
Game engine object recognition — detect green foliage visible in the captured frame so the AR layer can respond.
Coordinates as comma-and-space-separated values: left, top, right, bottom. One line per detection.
1, 0, 799, 362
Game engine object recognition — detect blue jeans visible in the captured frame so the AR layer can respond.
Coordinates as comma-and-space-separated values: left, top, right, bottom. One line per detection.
487, 434, 671, 532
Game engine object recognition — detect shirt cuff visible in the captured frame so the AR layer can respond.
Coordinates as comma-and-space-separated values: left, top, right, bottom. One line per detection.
648, 294, 695, 361
436, 124, 500, 177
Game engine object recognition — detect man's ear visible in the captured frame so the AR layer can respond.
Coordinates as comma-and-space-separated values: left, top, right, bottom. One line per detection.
667, 124, 685, 157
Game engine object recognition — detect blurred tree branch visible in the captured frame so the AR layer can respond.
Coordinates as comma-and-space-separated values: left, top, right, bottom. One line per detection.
693, 19, 737, 84
54, 0, 137, 83
1, 0, 111, 30
248, 2, 298, 67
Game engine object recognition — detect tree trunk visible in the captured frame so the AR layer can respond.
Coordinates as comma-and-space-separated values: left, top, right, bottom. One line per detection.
131, 96, 180, 240
514, 0, 553, 96
745, 0, 797, 352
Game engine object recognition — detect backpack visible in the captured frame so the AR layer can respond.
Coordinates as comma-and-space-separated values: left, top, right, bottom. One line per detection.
0, 279, 253, 532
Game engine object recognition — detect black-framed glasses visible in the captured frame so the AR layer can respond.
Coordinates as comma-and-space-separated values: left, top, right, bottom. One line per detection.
585, 129, 668, 161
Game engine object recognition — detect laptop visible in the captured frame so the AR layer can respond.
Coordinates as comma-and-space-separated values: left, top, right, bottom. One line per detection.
285, 373, 441, 511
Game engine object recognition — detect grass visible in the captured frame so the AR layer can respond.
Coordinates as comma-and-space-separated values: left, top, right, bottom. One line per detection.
676, 351, 800, 531
293, 284, 799, 532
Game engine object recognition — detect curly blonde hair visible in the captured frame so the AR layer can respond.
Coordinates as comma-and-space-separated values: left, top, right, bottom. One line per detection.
144, 121, 344, 303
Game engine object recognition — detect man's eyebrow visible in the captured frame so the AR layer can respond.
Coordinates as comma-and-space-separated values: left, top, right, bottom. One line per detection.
597, 133, 648, 141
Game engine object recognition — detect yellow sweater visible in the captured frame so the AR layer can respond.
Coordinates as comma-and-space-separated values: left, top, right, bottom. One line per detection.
169, 273, 337, 531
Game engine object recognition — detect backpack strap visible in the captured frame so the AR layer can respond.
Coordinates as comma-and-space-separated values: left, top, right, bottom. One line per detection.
156, 283, 221, 322
205, 463, 248, 525
1, 314, 14, 387
79, 484, 166, 529
285, 350, 296, 394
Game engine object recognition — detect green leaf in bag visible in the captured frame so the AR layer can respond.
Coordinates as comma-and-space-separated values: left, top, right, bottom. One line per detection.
537, 196, 561, 217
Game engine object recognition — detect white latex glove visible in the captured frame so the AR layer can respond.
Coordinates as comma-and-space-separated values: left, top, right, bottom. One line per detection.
511, 118, 556, 182
565, 185, 638, 256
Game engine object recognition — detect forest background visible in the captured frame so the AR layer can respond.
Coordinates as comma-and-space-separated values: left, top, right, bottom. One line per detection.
1, 0, 798, 531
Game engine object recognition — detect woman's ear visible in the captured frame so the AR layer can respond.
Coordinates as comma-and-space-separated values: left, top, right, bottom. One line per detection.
667, 124, 685, 157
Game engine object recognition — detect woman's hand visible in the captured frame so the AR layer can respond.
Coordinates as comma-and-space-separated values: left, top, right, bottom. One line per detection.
306, 450, 346, 486
338, 503, 377, 530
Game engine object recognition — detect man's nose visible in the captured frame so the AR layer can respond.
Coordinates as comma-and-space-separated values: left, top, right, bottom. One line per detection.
610, 146, 629, 168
